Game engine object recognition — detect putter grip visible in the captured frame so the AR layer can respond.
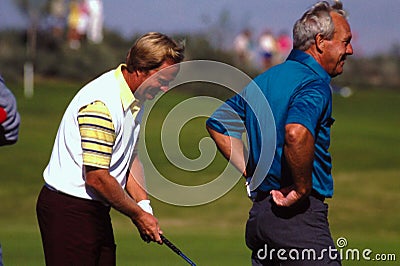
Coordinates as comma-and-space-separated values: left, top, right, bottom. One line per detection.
161, 235, 181, 254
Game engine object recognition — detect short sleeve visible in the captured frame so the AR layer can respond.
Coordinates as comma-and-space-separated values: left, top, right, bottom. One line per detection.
206, 93, 246, 139
286, 83, 330, 137
78, 101, 116, 169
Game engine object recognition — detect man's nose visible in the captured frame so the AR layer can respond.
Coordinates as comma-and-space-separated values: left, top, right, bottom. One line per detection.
347, 43, 353, 55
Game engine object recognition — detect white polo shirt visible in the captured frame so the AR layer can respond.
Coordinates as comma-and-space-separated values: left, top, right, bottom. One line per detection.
43, 64, 143, 201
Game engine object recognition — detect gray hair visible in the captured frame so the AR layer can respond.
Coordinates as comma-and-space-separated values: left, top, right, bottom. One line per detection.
293, 1, 347, 51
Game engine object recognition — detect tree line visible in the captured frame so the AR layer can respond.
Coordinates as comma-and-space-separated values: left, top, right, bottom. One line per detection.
0, 28, 399, 91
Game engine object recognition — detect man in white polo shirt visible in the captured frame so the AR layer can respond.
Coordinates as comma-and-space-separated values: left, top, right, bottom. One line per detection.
36, 32, 184, 265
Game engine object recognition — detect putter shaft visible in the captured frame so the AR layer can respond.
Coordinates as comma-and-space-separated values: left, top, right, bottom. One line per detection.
161, 235, 196, 266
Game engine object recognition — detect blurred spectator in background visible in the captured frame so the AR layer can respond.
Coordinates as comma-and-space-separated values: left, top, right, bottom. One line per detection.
234, 29, 255, 68
85, 0, 103, 44
39, 0, 103, 49
44, 0, 67, 43
0, 74, 20, 147
276, 30, 292, 63
67, 0, 89, 49
67, 0, 81, 49
258, 29, 277, 70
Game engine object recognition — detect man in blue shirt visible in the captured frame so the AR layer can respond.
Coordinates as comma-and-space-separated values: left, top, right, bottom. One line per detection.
206, 1, 353, 265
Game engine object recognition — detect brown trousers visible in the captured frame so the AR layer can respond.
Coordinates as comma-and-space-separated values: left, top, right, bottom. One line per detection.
36, 186, 116, 266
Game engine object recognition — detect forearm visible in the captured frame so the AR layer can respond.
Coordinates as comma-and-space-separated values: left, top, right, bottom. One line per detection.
271, 124, 314, 206
207, 126, 248, 177
284, 124, 314, 196
85, 166, 144, 219
85, 166, 162, 243
126, 155, 148, 202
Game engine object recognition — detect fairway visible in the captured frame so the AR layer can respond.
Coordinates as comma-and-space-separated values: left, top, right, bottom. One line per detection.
0, 81, 399, 265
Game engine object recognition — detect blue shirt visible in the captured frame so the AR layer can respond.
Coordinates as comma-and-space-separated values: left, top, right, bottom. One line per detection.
206, 50, 335, 197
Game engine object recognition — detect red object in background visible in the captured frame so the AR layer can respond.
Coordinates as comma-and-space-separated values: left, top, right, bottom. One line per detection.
0, 107, 7, 123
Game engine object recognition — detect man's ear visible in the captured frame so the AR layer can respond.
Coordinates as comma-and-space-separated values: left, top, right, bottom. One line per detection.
315, 33, 325, 53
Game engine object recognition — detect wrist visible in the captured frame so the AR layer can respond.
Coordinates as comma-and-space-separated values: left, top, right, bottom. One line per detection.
295, 186, 311, 198
137, 199, 153, 215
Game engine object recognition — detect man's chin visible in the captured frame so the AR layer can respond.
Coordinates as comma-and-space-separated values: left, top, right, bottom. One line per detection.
331, 65, 344, 77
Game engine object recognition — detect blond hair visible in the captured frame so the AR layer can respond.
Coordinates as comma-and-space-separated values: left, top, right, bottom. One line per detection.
126, 32, 185, 73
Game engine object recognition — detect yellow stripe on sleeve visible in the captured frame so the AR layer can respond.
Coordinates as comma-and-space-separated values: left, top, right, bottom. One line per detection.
78, 101, 116, 169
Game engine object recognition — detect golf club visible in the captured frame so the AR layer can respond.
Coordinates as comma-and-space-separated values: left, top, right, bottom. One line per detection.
161, 234, 196, 266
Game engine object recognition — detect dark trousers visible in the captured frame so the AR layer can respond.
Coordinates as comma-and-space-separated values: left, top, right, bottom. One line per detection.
245, 193, 341, 266
36, 186, 116, 266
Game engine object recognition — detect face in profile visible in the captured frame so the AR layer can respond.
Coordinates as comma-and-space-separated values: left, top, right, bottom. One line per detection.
320, 12, 353, 77
135, 62, 180, 101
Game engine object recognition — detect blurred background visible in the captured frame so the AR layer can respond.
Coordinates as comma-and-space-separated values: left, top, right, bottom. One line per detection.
0, 0, 399, 265
1, 0, 399, 85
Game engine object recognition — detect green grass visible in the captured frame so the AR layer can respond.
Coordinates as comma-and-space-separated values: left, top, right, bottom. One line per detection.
331, 90, 400, 172
0, 81, 399, 265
